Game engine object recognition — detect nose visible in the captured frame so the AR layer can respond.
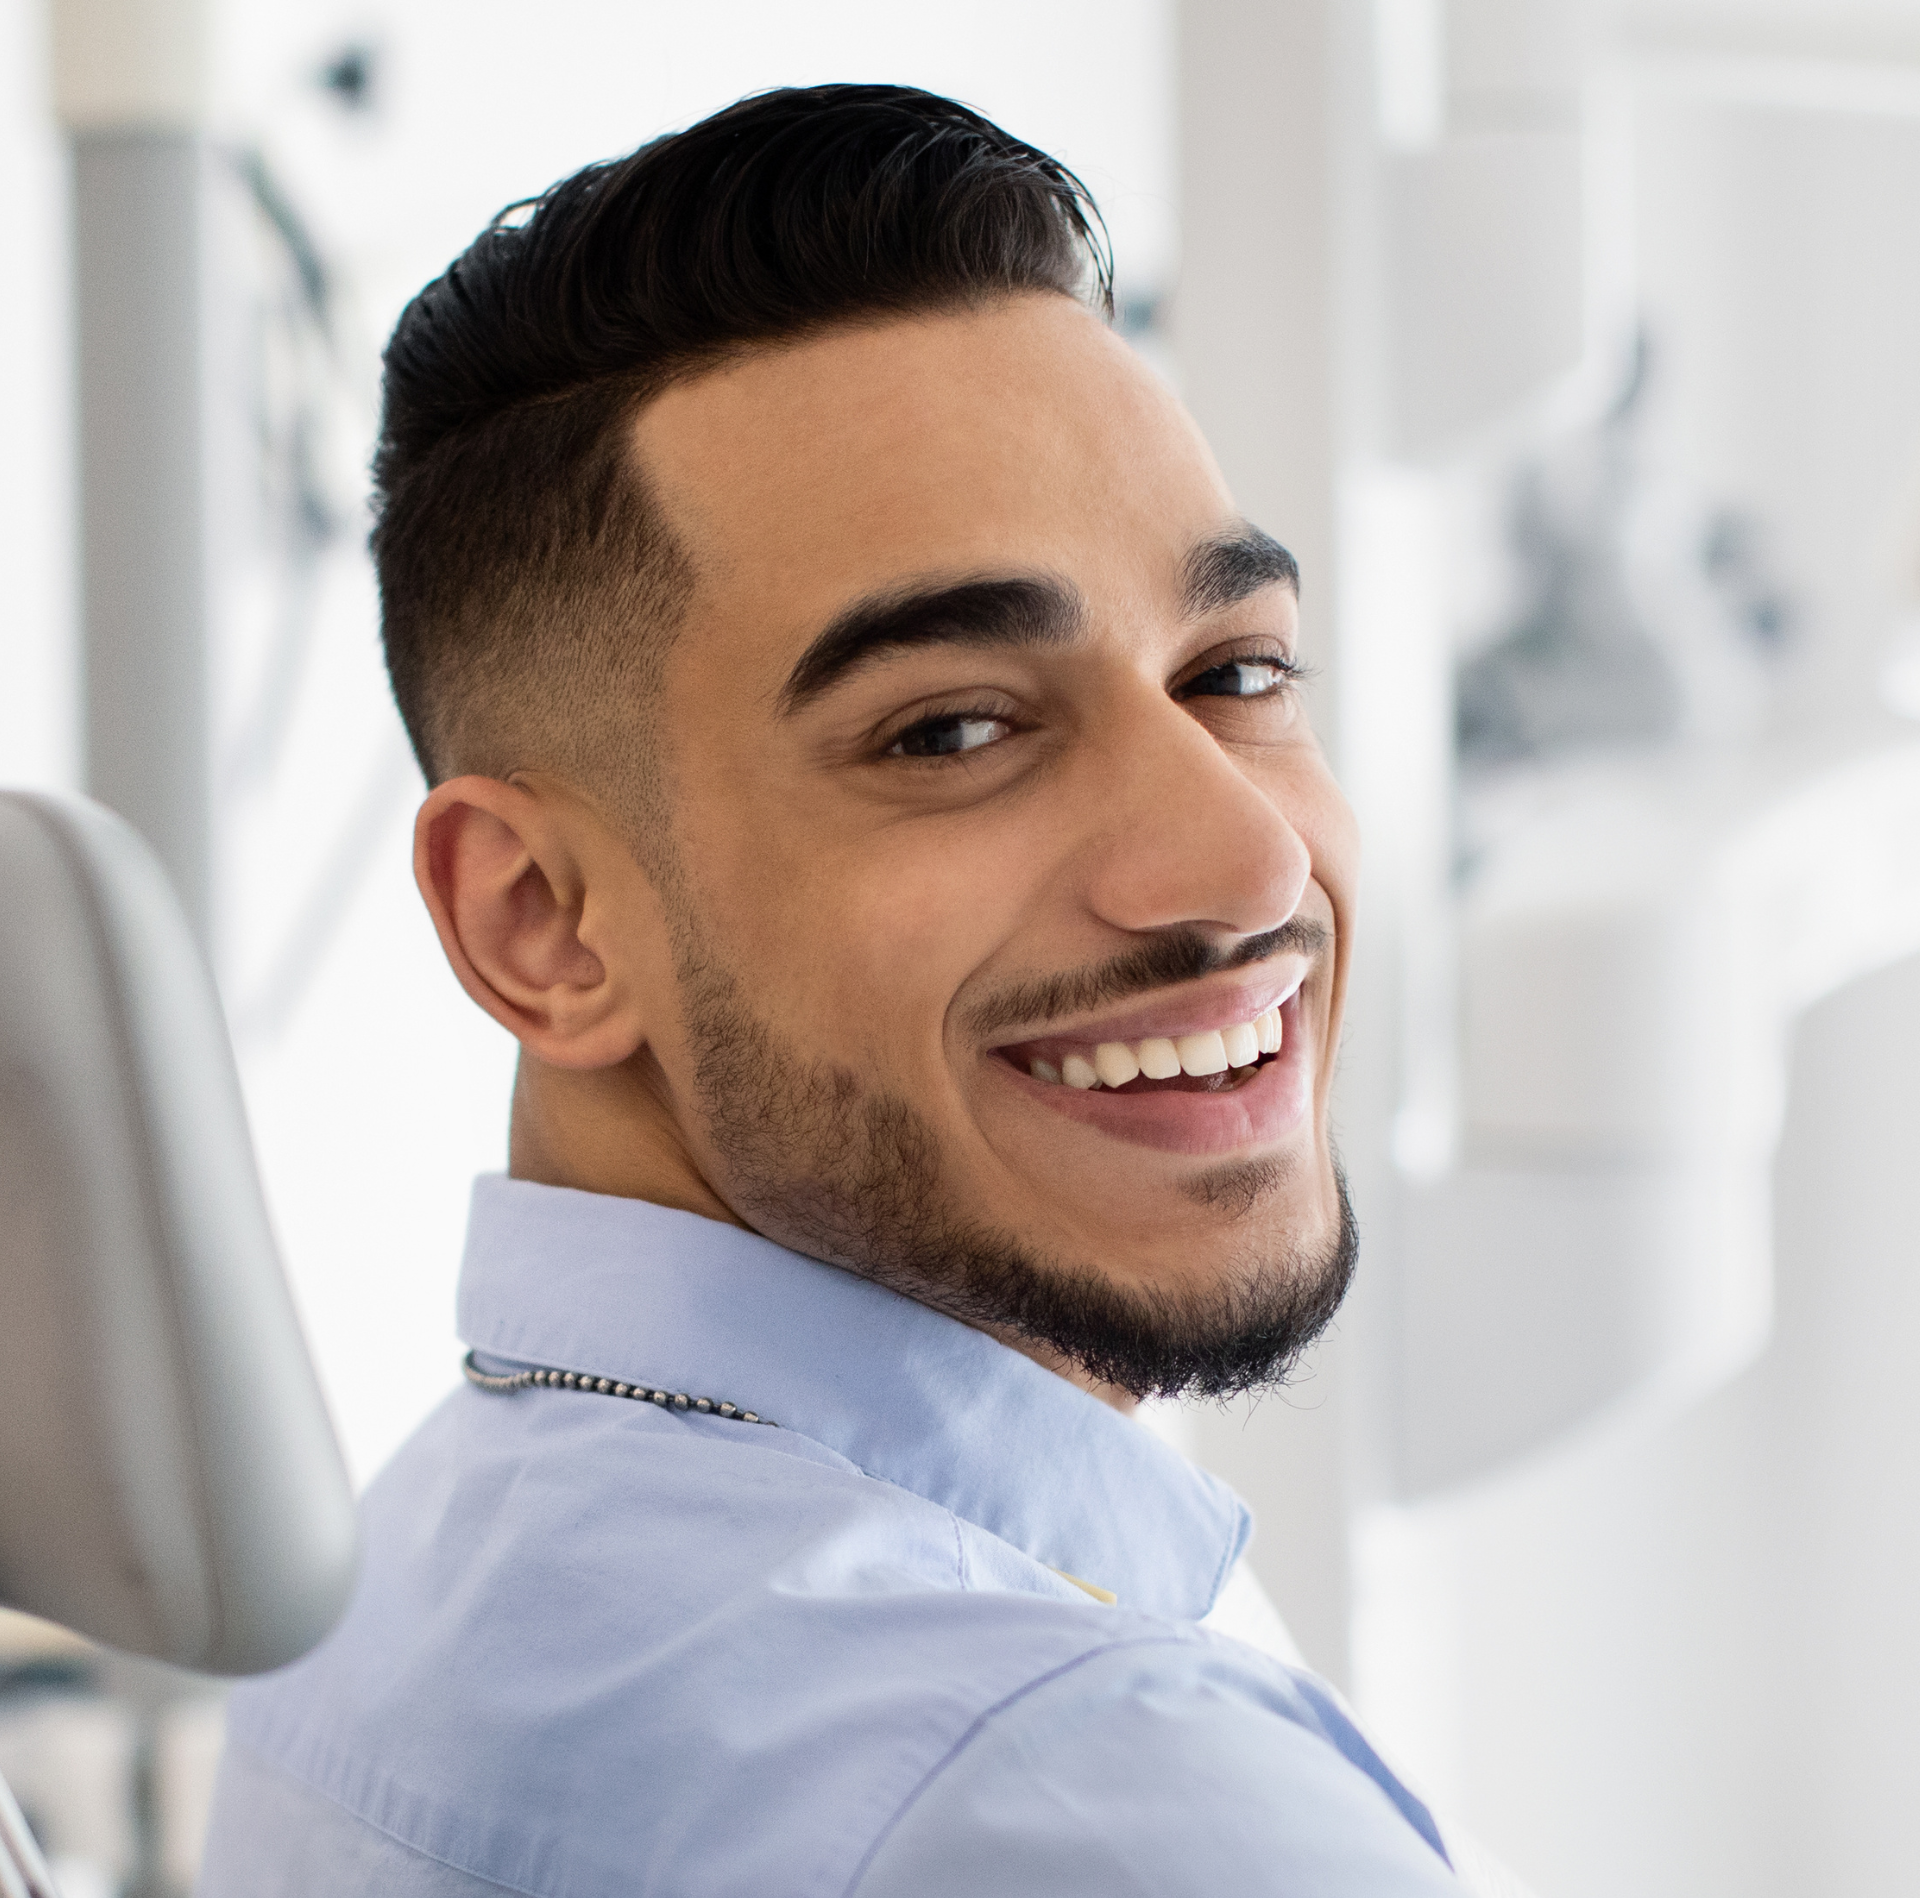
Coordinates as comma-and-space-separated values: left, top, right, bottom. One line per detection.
1076, 693, 1314, 943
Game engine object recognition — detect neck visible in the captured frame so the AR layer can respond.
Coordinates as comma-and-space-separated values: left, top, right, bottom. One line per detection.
507, 1051, 1138, 1416
509, 1050, 746, 1229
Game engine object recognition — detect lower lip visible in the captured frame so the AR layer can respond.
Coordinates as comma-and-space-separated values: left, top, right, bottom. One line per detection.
993, 992, 1314, 1157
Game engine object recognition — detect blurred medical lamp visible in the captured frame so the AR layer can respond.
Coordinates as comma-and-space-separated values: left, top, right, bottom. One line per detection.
0, 792, 357, 1896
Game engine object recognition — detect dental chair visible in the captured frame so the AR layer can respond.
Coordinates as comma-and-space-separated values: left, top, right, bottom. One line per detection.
0, 791, 357, 1896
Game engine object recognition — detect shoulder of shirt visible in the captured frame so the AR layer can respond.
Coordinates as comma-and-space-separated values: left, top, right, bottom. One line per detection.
216, 1387, 1432, 1898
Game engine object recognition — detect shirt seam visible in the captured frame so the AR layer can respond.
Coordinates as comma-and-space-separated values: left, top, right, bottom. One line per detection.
839, 1634, 1200, 1898
224, 1736, 542, 1897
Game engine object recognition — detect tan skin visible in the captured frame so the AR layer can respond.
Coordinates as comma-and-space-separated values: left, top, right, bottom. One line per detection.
414, 293, 1359, 1413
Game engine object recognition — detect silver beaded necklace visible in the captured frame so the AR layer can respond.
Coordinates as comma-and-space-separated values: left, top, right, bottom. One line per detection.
462, 1349, 777, 1426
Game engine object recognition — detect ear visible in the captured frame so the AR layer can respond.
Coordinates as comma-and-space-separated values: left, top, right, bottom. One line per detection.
414, 775, 646, 1070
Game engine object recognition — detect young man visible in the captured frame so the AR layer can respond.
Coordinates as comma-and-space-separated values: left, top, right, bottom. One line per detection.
201, 85, 1465, 1895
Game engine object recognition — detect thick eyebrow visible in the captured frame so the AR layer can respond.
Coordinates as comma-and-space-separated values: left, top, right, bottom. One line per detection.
779, 575, 1085, 714
1181, 525, 1300, 617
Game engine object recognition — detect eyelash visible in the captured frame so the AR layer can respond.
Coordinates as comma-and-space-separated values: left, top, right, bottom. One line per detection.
882, 649, 1304, 762
886, 704, 1022, 761
1173, 652, 1306, 701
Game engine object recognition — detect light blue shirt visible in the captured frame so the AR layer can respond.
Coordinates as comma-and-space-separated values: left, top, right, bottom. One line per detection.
199, 1176, 1461, 1896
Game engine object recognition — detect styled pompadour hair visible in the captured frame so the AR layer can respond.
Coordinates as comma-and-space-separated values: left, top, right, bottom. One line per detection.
371, 83, 1112, 798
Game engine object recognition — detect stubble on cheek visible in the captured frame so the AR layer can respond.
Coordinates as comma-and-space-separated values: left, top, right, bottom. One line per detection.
678, 948, 944, 1266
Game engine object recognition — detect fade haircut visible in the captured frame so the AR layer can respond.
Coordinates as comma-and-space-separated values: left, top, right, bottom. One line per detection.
372, 83, 1113, 817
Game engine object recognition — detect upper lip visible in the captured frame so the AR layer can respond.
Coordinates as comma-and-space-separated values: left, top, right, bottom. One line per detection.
986, 960, 1313, 1054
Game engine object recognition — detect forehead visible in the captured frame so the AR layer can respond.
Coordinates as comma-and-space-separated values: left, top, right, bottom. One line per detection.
632, 296, 1236, 638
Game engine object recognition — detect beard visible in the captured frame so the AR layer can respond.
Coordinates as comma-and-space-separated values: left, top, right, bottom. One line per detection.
674, 938, 1357, 1404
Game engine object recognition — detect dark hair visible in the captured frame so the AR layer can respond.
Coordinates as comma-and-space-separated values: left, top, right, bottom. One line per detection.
372, 83, 1112, 794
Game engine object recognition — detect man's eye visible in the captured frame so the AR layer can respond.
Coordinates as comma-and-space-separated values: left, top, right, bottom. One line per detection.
889, 714, 1011, 758
1180, 658, 1296, 699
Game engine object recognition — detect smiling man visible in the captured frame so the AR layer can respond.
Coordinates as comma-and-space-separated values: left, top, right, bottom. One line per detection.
200, 86, 1464, 1897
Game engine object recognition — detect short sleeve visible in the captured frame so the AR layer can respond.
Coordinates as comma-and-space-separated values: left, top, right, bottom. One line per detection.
851, 1642, 1464, 1898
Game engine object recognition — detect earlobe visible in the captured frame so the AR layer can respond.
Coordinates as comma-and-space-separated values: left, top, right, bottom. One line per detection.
414, 776, 647, 1069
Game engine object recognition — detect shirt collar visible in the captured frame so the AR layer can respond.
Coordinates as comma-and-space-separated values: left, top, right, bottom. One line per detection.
456, 1174, 1251, 1622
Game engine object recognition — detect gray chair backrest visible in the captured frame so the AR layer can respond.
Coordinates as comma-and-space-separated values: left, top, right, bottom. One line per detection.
0, 791, 355, 1675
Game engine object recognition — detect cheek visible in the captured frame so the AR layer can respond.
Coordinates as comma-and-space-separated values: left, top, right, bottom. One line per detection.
689, 809, 1040, 1070
1254, 751, 1357, 913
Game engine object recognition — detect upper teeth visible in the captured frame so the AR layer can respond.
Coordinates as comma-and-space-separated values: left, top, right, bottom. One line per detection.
1035, 1007, 1284, 1088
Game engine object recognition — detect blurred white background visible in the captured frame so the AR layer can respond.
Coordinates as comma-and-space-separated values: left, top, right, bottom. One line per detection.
5, 2, 1920, 1894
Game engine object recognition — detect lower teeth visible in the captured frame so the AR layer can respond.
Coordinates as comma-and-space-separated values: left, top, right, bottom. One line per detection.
1039, 1059, 1267, 1091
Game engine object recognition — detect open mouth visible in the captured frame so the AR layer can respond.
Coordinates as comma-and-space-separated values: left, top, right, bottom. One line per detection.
990, 976, 1314, 1156
999, 1001, 1286, 1096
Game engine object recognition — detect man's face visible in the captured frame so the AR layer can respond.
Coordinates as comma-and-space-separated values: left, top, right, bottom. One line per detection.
622, 294, 1359, 1396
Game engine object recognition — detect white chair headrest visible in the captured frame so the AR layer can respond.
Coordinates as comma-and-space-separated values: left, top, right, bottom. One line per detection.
0, 791, 355, 1674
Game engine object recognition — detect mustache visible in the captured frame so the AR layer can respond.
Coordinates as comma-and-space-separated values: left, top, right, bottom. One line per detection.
964, 918, 1329, 1044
